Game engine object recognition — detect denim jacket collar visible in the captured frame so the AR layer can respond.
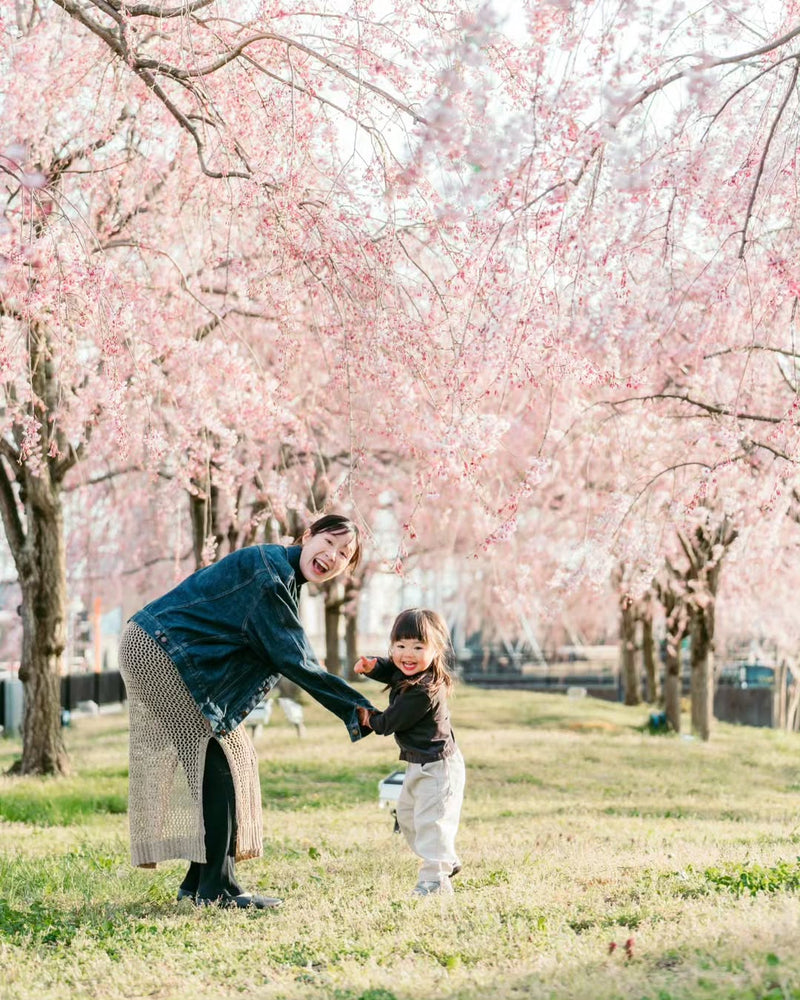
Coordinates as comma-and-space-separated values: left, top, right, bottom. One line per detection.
287, 545, 306, 586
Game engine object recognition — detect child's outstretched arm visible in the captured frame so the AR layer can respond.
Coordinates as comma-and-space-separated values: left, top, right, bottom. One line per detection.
353, 656, 378, 675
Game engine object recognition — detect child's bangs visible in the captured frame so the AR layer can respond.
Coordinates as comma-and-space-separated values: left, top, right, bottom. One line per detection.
391, 609, 429, 644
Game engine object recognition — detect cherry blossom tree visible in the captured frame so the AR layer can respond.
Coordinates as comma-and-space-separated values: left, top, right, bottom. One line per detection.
2, 0, 538, 771
7, 0, 800, 775
0, 27, 174, 770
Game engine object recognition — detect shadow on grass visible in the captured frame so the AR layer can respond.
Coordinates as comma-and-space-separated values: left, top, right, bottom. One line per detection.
0, 895, 182, 953
0, 756, 387, 820
260, 761, 391, 810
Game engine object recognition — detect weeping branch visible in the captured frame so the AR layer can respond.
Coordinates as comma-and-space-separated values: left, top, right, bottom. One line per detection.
48, 0, 429, 181
737, 57, 800, 258
610, 391, 784, 424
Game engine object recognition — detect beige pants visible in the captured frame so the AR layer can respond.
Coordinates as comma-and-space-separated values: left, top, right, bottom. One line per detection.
395, 748, 465, 883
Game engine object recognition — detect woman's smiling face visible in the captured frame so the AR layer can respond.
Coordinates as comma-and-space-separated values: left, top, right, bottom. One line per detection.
299, 529, 357, 584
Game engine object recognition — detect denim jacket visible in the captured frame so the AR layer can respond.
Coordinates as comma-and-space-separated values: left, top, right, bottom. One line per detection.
131, 544, 373, 741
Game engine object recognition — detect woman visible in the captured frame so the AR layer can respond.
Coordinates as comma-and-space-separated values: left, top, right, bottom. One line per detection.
119, 513, 374, 909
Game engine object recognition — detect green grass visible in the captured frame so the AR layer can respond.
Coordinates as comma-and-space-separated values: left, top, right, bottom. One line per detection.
0, 768, 128, 825
259, 760, 388, 810
1, 686, 800, 999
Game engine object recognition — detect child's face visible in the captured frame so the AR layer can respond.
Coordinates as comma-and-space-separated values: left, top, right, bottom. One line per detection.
390, 637, 436, 678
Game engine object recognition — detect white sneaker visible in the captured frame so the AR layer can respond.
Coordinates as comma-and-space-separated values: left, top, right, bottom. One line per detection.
411, 879, 454, 898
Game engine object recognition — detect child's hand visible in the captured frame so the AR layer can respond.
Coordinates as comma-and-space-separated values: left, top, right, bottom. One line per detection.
357, 706, 373, 729
354, 656, 377, 675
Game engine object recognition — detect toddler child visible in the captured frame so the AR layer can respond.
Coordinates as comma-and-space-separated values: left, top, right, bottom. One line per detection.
355, 608, 465, 897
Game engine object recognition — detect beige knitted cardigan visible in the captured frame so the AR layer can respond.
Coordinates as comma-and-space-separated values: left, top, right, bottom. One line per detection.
118, 621, 263, 868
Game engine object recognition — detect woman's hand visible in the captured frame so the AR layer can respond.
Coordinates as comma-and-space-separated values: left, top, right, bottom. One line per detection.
353, 656, 377, 675
357, 706, 373, 730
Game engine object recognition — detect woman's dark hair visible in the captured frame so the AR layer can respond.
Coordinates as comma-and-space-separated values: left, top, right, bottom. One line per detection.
304, 513, 362, 571
390, 608, 454, 694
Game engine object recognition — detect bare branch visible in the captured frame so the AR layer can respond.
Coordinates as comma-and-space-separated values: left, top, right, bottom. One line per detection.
704, 342, 800, 361
611, 392, 784, 424
240, 30, 432, 126
193, 315, 222, 342
706, 23, 800, 68
738, 58, 800, 257
133, 66, 253, 179
745, 439, 794, 462
49, 0, 428, 181
62, 465, 138, 492
618, 25, 800, 120
104, 0, 214, 17
53, 441, 89, 483
120, 548, 193, 575
49, 0, 119, 46
49, 0, 253, 180
0, 454, 26, 562
702, 53, 800, 138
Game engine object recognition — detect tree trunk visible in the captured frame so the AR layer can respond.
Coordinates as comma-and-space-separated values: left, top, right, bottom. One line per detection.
189, 483, 222, 568
323, 582, 342, 676
344, 608, 358, 681
678, 511, 735, 743
15, 477, 69, 775
620, 600, 641, 706
342, 574, 362, 680
641, 611, 660, 704
0, 313, 82, 775
689, 610, 714, 741
664, 645, 682, 734
786, 677, 800, 732
657, 583, 686, 734
775, 659, 788, 730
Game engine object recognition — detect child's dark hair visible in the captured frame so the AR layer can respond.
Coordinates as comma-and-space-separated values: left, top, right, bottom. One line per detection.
302, 513, 362, 571
390, 608, 454, 694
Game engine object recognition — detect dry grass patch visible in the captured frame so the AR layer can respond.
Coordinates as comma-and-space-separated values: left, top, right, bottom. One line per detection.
565, 720, 621, 732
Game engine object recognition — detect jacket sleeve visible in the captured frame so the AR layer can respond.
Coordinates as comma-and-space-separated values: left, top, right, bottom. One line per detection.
245, 576, 375, 742
369, 683, 430, 737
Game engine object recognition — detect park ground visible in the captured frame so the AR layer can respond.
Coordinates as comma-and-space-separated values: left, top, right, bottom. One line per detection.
0, 684, 799, 1000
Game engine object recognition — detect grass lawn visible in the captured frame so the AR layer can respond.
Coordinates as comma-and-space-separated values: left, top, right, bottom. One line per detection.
1, 684, 799, 1000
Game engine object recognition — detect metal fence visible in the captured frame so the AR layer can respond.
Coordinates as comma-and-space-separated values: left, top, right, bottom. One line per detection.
60, 670, 127, 710
460, 656, 790, 728
1, 670, 127, 736
0, 665, 789, 732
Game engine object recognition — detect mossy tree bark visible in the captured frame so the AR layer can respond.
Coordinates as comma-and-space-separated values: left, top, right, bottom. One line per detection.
0, 321, 78, 775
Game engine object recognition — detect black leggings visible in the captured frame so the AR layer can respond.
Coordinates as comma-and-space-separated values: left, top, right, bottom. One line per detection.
179, 739, 243, 899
